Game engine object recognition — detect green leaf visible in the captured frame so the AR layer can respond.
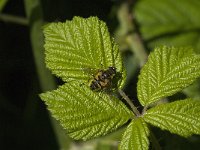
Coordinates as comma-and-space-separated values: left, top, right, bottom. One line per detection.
134, 0, 200, 52
40, 82, 133, 140
119, 118, 149, 150
43, 16, 126, 88
143, 99, 200, 137
183, 79, 200, 100
0, 0, 8, 11
137, 46, 200, 106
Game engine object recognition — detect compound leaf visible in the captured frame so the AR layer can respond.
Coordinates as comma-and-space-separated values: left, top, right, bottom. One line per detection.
119, 118, 149, 150
40, 82, 133, 140
43, 16, 126, 88
137, 46, 200, 106
143, 99, 200, 137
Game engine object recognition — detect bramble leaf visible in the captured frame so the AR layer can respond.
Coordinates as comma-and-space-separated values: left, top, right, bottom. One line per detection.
43, 16, 126, 88
40, 82, 133, 140
119, 118, 149, 150
143, 99, 200, 137
137, 46, 200, 106
134, 0, 200, 52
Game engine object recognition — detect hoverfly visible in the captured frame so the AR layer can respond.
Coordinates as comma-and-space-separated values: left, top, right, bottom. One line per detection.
89, 67, 117, 91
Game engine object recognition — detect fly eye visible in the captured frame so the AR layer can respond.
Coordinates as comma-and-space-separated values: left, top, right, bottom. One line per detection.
112, 67, 116, 72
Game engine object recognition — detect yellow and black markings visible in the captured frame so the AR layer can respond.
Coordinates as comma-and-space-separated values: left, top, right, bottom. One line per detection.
89, 67, 117, 91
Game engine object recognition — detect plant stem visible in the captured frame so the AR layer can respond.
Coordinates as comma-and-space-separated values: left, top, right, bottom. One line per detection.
118, 89, 140, 116
126, 34, 148, 67
150, 131, 162, 150
117, 2, 161, 149
117, 3, 148, 67
0, 13, 28, 25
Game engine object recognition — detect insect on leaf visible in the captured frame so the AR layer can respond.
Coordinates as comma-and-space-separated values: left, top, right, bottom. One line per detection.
43, 16, 126, 88
40, 82, 133, 140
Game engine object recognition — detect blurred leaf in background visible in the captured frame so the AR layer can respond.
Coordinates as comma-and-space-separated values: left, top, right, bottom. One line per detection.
0, 0, 8, 11
134, 0, 200, 53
